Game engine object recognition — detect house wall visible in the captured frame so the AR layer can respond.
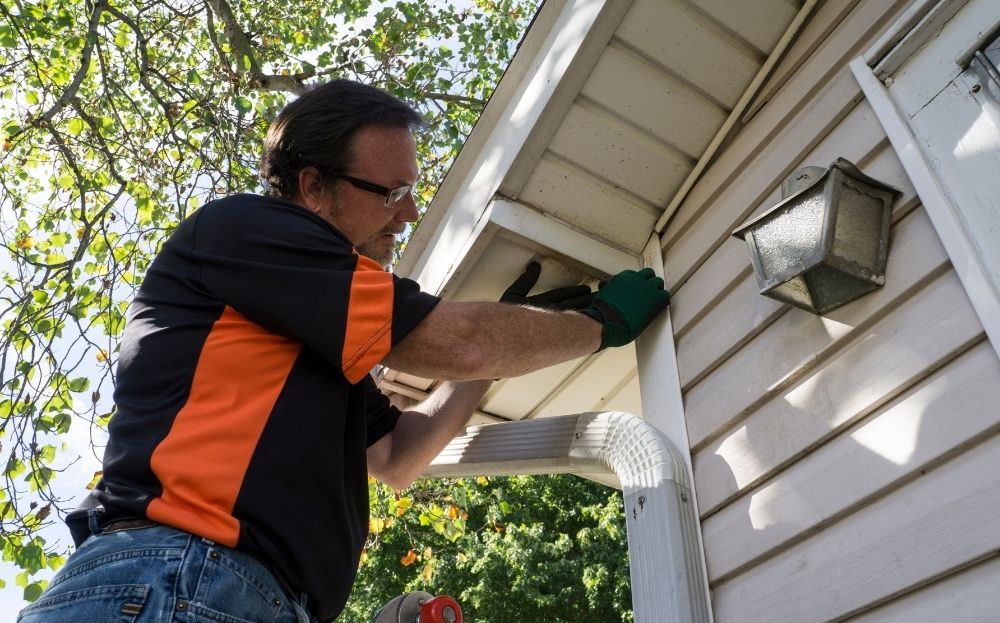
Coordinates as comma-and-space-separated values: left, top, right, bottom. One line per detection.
659, 0, 1000, 620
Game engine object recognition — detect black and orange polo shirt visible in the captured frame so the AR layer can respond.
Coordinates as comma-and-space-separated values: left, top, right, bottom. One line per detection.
77, 194, 439, 621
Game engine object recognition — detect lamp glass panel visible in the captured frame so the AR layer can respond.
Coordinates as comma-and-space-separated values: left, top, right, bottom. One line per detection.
806, 264, 878, 313
768, 276, 814, 309
830, 180, 887, 273
752, 185, 826, 280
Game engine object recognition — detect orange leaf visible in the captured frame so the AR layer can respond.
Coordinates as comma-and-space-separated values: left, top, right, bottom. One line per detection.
448, 504, 459, 520
400, 549, 417, 566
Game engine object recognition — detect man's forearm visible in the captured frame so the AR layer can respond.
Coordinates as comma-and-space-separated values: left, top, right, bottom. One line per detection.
382, 301, 602, 381
368, 380, 492, 489
383, 265, 668, 382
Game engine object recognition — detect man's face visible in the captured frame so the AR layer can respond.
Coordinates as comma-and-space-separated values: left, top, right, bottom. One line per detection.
321, 125, 420, 267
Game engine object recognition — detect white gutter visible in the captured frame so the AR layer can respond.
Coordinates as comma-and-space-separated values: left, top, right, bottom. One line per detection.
425, 411, 712, 623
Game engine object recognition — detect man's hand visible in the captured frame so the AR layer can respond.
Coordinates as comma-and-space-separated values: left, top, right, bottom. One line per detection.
500, 261, 594, 310
579, 268, 670, 350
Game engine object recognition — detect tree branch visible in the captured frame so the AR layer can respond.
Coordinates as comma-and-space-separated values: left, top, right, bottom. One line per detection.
203, 0, 261, 74
202, 0, 310, 94
251, 73, 309, 94
202, 3, 235, 79
425, 92, 486, 108
25, 0, 108, 134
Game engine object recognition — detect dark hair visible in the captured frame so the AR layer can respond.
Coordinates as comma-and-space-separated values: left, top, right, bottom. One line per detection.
259, 79, 425, 199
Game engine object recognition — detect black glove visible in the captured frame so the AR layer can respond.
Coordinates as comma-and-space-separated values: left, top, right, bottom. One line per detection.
579, 268, 670, 350
500, 261, 594, 310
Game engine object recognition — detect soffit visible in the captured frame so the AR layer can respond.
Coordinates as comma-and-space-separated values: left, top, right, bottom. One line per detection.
386, 0, 807, 424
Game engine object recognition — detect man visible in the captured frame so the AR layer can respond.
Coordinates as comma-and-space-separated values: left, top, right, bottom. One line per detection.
18, 80, 668, 623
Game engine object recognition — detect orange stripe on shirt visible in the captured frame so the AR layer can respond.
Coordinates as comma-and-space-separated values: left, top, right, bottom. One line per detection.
147, 306, 301, 546
342, 254, 393, 384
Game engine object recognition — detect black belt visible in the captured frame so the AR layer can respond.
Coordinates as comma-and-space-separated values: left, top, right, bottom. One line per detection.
101, 518, 160, 533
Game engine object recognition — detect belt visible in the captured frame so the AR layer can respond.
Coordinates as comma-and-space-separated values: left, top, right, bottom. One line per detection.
101, 518, 161, 533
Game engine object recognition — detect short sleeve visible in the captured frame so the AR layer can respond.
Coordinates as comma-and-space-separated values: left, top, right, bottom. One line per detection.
390, 273, 440, 346
339, 256, 439, 384
362, 375, 402, 448
180, 195, 439, 384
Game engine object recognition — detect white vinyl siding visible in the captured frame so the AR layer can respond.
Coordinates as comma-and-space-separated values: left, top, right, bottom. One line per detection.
659, 0, 1000, 620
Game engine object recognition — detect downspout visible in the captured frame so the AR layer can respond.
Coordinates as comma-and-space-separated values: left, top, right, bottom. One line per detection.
653, 0, 820, 235
425, 411, 712, 623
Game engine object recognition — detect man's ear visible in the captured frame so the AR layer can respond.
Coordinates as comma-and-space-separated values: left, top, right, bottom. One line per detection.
295, 166, 326, 216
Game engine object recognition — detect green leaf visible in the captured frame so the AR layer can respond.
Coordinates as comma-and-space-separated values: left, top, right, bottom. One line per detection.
234, 96, 252, 113
26, 466, 55, 491
53, 413, 72, 434
66, 117, 84, 136
25, 91, 39, 105
68, 377, 90, 392
24, 581, 44, 602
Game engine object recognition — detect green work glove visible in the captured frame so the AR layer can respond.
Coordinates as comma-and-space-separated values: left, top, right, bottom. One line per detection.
579, 268, 670, 349
500, 261, 594, 310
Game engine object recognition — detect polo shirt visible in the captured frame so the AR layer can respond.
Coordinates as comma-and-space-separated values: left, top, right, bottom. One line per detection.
74, 194, 439, 620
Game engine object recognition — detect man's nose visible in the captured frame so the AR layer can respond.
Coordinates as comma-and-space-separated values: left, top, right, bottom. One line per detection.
395, 192, 419, 222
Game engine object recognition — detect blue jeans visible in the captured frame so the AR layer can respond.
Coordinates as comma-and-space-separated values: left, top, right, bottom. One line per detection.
17, 512, 319, 623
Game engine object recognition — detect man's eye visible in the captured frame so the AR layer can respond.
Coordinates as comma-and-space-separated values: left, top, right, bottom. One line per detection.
390, 187, 410, 204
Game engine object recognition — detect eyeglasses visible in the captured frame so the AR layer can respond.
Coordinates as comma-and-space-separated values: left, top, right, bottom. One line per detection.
324, 170, 412, 208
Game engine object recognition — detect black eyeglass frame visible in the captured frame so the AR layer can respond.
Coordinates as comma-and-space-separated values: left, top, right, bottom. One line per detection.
324, 170, 412, 208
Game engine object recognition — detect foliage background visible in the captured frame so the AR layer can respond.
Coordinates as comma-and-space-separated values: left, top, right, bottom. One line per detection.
349, 474, 632, 622
0, 0, 633, 619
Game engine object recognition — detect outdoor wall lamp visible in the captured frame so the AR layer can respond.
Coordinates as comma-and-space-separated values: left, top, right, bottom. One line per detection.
732, 158, 901, 314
